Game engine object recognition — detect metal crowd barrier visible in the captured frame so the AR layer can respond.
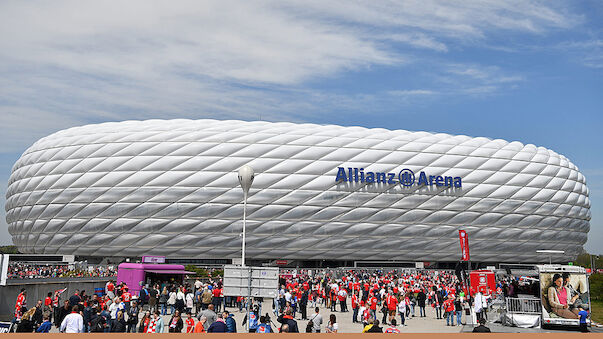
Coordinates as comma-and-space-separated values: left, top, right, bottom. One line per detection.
505, 297, 541, 314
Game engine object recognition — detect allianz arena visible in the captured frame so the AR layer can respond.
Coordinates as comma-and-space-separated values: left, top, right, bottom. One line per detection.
5, 119, 591, 264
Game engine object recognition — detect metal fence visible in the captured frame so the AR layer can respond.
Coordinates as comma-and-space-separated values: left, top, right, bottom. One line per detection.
505, 297, 542, 314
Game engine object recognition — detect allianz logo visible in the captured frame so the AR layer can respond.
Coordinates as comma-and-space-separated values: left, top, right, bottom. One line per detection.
335, 167, 462, 188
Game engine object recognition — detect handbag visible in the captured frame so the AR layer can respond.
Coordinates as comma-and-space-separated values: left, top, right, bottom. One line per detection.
306, 314, 317, 333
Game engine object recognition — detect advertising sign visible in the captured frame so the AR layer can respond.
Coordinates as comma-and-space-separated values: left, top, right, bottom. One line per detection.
142, 256, 166, 264
469, 270, 495, 295
539, 266, 590, 327
0, 322, 12, 333
459, 230, 470, 261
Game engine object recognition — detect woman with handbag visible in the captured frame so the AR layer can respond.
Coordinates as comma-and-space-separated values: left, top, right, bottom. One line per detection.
168, 310, 184, 333
138, 311, 151, 333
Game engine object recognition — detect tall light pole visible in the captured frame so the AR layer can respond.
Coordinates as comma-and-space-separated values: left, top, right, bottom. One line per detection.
238, 165, 254, 267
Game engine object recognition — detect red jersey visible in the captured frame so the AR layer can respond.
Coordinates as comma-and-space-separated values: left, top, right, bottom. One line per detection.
386, 295, 398, 311
443, 299, 454, 312
186, 318, 195, 333
370, 297, 378, 310
122, 291, 132, 302
44, 297, 52, 306
351, 295, 358, 309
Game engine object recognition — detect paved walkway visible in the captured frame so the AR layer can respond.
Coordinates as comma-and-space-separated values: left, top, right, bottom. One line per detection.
215, 303, 465, 333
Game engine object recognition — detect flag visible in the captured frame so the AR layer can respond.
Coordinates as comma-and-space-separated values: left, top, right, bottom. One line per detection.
55, 287, 67, 295
459, 230, 470, 261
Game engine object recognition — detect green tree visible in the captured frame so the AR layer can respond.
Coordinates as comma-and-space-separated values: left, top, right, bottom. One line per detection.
0, 246, 19, 254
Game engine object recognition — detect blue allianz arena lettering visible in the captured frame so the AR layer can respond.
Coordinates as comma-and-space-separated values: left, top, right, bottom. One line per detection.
335, 167, 462, 188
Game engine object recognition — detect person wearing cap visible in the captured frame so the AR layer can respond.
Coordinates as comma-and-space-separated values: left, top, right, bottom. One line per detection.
578, 306, 589, 332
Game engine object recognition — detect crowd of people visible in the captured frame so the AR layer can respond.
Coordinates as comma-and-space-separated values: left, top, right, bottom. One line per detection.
7, 263, 117, 279
272, 269, 482, 333
10, 268, 502, 333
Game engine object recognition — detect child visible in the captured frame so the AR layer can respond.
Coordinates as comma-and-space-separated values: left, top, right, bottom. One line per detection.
36, 314, 52, 333
578, 307, 589, 333
256, 315, 272, 333
185, 311, 195, 333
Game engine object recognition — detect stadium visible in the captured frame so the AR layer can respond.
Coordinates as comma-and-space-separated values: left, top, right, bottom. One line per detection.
4, 119, 591, 266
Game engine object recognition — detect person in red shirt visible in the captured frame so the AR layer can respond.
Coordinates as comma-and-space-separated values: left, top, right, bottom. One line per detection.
106, 280, 115, 299
122, 288, 132, 311
351, 293, 359, 323
44, 292, 53, 313
369, 294, 378, 319
212, 286, 222, 312
14, 289, 26, 320
386, 293, 398, 324
185, 311, 195, 333
443, 295, 456, 326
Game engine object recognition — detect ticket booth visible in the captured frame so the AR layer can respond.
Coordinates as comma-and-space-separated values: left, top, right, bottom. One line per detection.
117, 263, 195, 296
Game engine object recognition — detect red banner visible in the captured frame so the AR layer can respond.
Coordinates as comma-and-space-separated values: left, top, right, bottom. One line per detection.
459, 230, 470, 261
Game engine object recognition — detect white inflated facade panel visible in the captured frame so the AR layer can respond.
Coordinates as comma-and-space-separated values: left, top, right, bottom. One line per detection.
5, 119, 591, 262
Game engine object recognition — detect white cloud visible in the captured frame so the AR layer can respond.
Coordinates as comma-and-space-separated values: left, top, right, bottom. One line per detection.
384, 33, 448, 52
557, 40, 603, 69
0, 0, 581, 154
387, 89, 437, 96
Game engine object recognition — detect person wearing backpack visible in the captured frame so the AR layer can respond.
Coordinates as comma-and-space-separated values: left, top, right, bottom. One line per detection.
308, 307, 322, 333
89, 308, 106, 333
139, 286, 149, 310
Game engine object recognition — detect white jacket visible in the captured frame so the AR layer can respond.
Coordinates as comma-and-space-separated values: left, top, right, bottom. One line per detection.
398, 300, 406, 313
60, 312, 83, 333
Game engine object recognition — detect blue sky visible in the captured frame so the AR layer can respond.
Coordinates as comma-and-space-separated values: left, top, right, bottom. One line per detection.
0, 0, 601, 253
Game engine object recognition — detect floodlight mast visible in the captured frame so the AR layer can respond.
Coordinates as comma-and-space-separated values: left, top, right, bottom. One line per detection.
238, 165, 254, 267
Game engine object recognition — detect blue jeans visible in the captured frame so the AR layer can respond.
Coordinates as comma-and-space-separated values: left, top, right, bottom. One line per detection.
410, 304, 415, 316
353, 307, 359, 322
446, 311, 454, 325
161, 303, 167, 315
456, 311, 462, 325
419, 306, 425, 317
399, 312, 405, 325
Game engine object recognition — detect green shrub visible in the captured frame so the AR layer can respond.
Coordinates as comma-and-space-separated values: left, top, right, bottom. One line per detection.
589, 273, 603, 301
185, 265, 208, 277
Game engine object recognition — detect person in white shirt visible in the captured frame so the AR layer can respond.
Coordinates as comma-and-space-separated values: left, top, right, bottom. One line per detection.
284, 291, 292, 303
473, 291, 483, 321
398, 298, 407, 326
109, 297, 125, 326
60, 305, 84, 333
186, 292, 194, 314
325, 314, 338, 333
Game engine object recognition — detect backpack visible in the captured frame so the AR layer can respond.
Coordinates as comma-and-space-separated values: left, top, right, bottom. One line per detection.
306, 314, 316, 333
90, 315, 105, 332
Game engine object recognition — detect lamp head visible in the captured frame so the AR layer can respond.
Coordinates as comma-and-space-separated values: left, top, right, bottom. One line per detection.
238, 165, 255, 198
